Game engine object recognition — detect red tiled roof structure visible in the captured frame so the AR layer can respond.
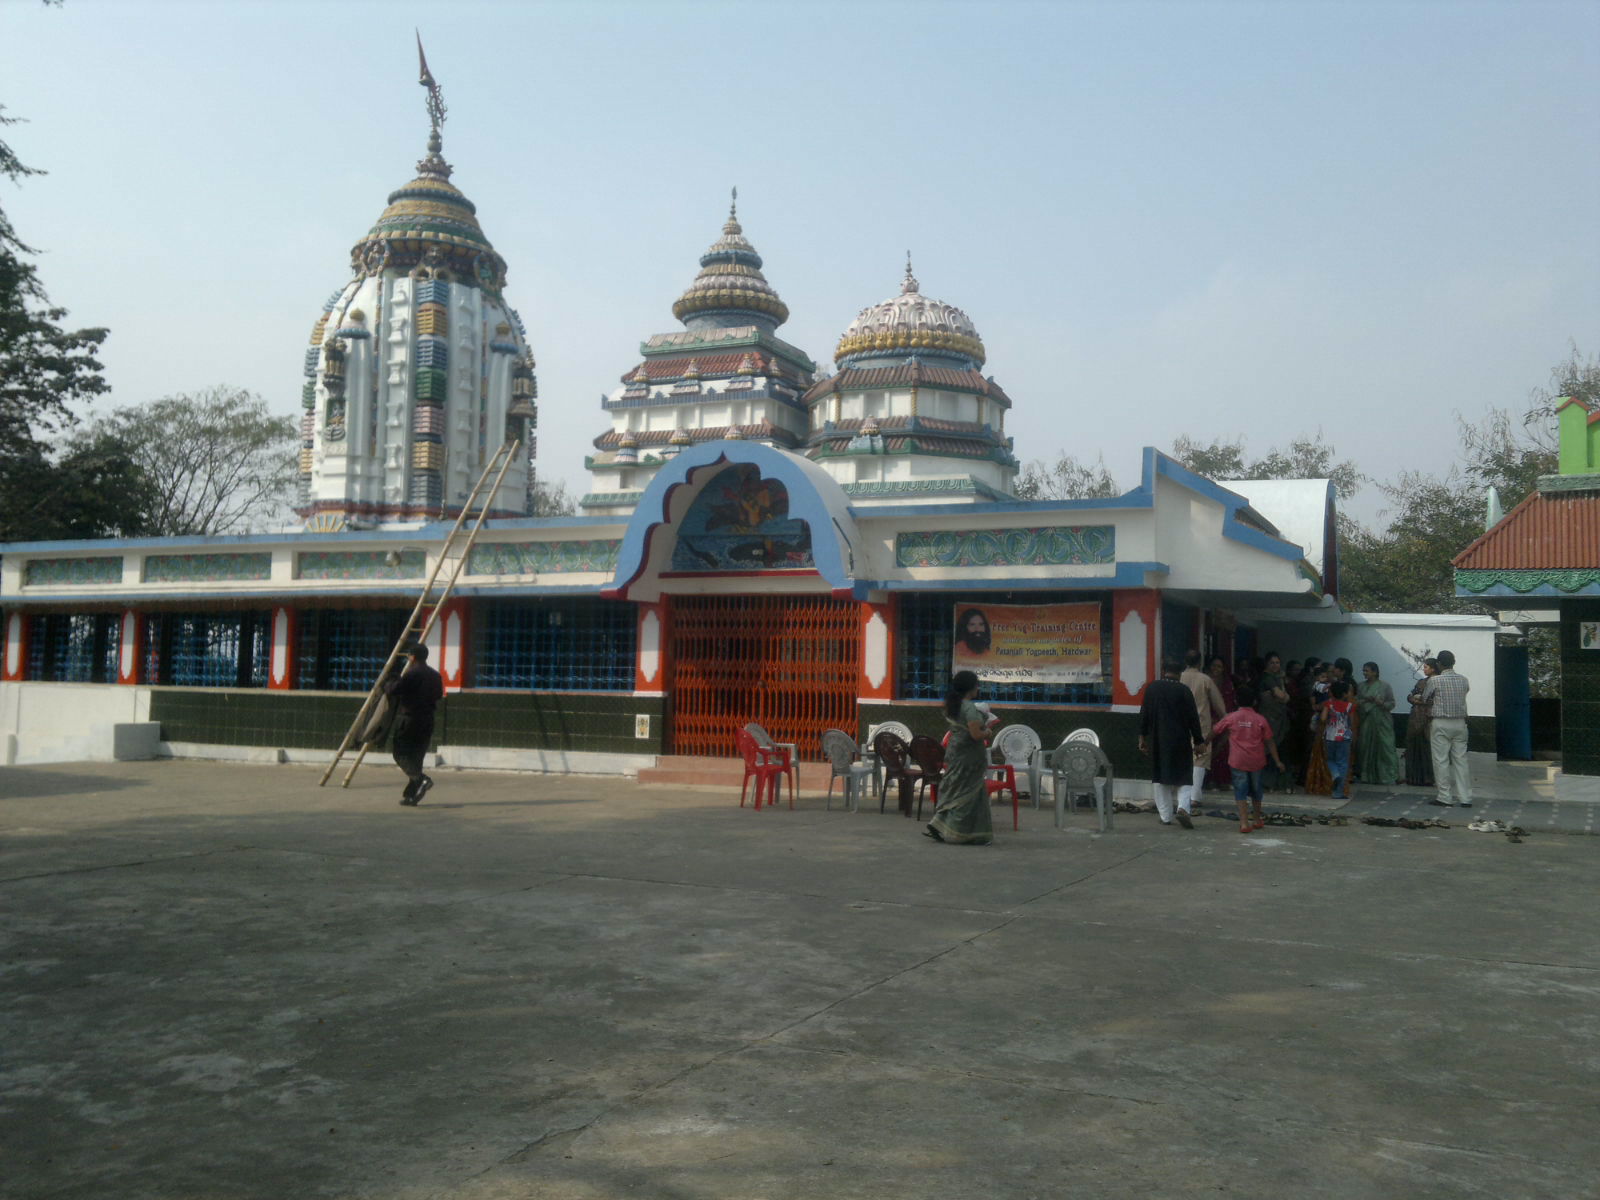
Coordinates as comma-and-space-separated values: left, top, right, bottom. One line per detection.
618, 354, 778, 383
1453, 491, 1600, 570
594, 421, 797, 450
801, 364, 1011, 406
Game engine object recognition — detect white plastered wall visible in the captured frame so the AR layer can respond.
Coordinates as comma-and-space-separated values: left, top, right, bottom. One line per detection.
1237, 611, 1498, 717
0, 682, 152, 765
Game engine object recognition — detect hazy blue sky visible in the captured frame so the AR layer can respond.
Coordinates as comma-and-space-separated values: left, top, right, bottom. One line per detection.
5, 0, 1597, 524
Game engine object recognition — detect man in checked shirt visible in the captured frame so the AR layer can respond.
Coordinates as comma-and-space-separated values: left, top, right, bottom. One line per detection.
1422, 650, 1472, 807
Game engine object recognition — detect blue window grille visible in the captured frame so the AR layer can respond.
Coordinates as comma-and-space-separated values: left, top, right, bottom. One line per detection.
472, 598, 635, 691
144, 611, 271, 687
896, 592, 1113, 705
25, 613, 121, 683
295, 608, 410, 691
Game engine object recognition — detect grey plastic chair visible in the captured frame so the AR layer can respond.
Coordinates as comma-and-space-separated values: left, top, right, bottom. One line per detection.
1065, 727, 1101, 746
1048, 741, 1114, 832
821, 729, 873, 812
991, 724, 1043, 807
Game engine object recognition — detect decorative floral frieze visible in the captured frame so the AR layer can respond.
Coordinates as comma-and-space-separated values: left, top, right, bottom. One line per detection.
896, 526, 1116, 569
144, 553, 273, 583
296, 549, 426, 581
468, 541, 622, 576
23, 557, 124, 587
1456, 568, 1600, 595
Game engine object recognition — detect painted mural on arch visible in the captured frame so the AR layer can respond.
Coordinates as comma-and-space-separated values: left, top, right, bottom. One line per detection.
670, 465, 815, 572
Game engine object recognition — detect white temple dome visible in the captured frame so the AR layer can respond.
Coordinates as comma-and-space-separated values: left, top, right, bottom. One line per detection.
834, 257, 985, 367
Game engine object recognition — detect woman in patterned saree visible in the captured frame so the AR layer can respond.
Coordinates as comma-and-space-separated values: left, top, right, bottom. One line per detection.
924, 670, 994, 845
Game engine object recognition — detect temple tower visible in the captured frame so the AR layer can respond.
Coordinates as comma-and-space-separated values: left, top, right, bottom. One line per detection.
802, 257, 1017, 503
295, 44, 538, 529
580, 193, 817, 516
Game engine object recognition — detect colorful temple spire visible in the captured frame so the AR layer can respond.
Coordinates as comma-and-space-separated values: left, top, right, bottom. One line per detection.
580, 193, 817, 514
294, 46, 538, 528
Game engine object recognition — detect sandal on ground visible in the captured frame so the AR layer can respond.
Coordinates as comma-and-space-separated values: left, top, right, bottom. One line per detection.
1238, 822, 1253, 834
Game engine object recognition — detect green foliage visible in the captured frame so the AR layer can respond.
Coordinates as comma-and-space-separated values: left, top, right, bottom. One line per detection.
70, 387, 298, 536
1, 104, 118, 540
530, 476, 577, 517
1170, 432, 1363, 501
1011, 453, 1121, 501
0, 431, 159, 542
1, 106, 110, 474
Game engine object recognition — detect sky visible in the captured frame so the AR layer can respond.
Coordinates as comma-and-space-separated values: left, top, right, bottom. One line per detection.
4, 0, 1597, 528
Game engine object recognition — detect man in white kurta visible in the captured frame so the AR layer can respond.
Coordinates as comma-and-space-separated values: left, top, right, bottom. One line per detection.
1179, 650, 1227, 815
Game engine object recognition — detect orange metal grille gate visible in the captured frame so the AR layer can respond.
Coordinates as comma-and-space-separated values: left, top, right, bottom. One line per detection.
669, 595, 860, 760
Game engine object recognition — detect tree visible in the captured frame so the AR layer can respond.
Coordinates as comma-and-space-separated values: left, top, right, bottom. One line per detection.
1, 105, 112, 531
1338, 471, 1482, 614
530, 476, 577, 517
1011, 452, 1121, 500
0, 431, 159, 541
70, 387, 298, 536
1170, 432, 1363, 501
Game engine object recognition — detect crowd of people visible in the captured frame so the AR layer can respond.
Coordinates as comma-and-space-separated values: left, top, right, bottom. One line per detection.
1137, 648, 1473, 834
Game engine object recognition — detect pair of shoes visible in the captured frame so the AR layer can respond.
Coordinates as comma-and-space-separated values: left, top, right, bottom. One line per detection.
407, 775, 433, 806
1175, 810, 1194, 829
1467, 818, 1507, 833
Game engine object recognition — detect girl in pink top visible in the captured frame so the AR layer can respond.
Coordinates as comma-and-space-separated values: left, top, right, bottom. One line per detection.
1207, 685, 1285, 833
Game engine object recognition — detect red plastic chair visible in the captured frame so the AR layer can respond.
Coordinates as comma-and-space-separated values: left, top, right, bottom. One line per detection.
985, 763, 1021, 831
736, 728, 788, 811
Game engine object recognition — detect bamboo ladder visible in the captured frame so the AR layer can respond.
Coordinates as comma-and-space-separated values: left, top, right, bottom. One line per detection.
317, 439, 521, 789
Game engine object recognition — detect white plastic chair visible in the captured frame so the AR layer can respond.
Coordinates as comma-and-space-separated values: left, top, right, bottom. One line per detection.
820, 729, 873, 812
991, 724, 1043, 807
1049, 741, 1115, 832
1065, 727, 1100, 746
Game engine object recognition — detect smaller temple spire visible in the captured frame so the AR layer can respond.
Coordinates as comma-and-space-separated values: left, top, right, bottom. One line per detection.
902, 250, 919, 295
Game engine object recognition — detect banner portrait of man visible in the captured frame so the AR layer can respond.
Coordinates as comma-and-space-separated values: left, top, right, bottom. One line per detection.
950, 602, 1102, 685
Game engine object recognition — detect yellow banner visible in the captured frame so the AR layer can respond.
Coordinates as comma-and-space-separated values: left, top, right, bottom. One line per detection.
951, 602, 1102, 684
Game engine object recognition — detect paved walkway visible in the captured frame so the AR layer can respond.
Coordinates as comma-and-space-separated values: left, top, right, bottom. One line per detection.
3, 759, 1597, 1199
1171, 753, 1597, 836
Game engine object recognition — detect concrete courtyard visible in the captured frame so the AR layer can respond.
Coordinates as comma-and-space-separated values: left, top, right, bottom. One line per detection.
2, 759, 1597, 1199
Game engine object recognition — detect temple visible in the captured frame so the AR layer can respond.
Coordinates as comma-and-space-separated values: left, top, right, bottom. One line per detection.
581, 193, 816, 516
0, 51, 1506, 784
803, 255, 1017, 502
296, 40, 538, 529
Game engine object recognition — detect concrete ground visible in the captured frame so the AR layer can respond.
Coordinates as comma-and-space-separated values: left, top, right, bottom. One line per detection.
2, 760, 1597, 1200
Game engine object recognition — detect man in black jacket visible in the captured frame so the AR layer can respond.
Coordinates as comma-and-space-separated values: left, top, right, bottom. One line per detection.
1138, 657, 1206, 828
386, 643, 444, 806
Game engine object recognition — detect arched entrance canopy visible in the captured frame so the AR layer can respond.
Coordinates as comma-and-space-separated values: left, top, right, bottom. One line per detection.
604, 441, 859, 602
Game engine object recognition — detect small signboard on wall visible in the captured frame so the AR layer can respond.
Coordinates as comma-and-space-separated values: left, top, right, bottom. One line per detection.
952, 602, 1102, 685
1581, 621, 1599, 650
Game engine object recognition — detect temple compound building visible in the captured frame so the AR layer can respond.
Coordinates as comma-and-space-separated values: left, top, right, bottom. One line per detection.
0, 62, 1500, 780
1452, 396, 1600, 798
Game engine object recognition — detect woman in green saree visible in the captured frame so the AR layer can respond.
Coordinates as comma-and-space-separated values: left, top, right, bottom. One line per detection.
925, 670, 994, 845
1355, 661, 1401, 785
